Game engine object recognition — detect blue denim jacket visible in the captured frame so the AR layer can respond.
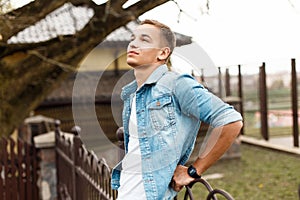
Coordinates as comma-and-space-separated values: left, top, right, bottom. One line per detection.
111, 65, 242, 200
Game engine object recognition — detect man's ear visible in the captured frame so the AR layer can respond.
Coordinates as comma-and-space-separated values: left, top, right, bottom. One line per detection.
157, 47, 171, 61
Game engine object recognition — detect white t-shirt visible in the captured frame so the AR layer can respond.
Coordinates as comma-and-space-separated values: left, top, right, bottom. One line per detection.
117, 94, 146, 200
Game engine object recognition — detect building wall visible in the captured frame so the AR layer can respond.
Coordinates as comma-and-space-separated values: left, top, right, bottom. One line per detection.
79, 47, 131, 71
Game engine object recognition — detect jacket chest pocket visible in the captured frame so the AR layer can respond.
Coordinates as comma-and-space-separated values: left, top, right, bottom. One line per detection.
148, 95, 175, 131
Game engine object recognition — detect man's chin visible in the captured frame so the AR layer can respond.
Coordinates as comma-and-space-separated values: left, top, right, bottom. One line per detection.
127, 64, 135, 68
127, 60, 143, 68
127, 60, 139, 68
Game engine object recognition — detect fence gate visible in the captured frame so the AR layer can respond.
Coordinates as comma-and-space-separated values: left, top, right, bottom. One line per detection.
0, 137, 39, 200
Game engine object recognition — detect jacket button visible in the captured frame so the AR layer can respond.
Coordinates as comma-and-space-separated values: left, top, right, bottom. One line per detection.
156, 101, 160, 106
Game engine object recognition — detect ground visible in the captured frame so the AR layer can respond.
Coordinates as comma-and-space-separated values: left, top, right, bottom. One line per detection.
178, 144, 300, 200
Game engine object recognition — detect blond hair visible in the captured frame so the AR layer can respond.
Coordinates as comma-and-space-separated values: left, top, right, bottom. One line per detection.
140, 19, 176, 54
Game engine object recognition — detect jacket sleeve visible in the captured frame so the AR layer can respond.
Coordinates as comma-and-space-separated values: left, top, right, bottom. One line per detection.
174, 74, 242, 128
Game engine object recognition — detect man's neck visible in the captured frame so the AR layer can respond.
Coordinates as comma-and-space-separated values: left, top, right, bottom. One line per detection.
133, 63, 163, 88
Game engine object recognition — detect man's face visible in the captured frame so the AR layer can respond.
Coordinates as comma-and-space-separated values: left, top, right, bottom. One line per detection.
127, 24, 165, 68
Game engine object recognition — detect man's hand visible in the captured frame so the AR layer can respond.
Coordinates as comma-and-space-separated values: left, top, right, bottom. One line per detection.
171, 165, 195, 192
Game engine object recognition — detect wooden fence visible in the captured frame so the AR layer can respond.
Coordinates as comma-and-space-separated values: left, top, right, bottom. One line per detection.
212, 58, 299, 148
0, 137, 39, 200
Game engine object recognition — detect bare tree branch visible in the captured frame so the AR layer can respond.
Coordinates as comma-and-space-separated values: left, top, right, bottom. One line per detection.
110, 0, 128, 10
124, 0, 169, 19
171, 0, 197, 23
28, 50, 76, 72
0, 1, 68, 41
0, 0, 171, 136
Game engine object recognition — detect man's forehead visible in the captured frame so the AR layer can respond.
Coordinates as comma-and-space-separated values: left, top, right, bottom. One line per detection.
132, 24, 160, 36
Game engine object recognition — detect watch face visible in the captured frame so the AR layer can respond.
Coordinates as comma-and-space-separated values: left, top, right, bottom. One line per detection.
189, 167, 196, 175
188, 165, 201, 178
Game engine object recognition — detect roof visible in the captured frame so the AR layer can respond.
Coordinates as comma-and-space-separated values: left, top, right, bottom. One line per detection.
24, 115, 56, 124
7, 3, 192, 47
101, 21, 192, 48
8, 3, 94, 44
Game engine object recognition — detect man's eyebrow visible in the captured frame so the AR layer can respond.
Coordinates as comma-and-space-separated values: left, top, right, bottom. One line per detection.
129, 33, 152, 40
141, 34, 152, 40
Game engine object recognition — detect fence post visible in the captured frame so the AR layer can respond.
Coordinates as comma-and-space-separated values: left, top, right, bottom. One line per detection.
200, 68, 208, 88
73, 131, 83, 200
218, 67, 223, 98
201, 68, 205, 83
291, 58, 299, 147
225, 68, 231, 97
259, 62, 269, 140
238, 65, 244, 135
55, 120, 62, 200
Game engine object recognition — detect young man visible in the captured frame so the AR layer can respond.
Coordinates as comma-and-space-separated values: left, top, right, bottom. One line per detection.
111, 19, 243, 200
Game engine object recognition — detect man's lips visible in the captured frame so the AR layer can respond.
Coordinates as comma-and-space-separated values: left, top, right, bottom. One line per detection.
127, 50, 139, 55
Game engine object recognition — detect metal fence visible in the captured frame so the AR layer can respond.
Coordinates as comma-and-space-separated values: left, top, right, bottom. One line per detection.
0, 137, 39, 200
55, 129, 117, 200
56, 125, 234, 200
175, 178, 234, 200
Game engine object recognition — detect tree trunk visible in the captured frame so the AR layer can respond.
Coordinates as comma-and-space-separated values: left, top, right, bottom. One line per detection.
0, 0, 169, 136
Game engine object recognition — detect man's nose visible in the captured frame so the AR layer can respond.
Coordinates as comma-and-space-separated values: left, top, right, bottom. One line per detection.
128, 40, 138, 49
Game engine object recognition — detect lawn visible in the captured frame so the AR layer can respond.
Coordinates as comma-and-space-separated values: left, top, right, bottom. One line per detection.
178, 144, 300, 200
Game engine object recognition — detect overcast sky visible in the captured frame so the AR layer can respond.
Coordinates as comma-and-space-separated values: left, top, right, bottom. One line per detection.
10, 0, 300, 74
139, 0, 300, 74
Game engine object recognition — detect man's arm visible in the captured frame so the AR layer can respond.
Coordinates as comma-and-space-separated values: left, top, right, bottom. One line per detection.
171, 120, 243, 192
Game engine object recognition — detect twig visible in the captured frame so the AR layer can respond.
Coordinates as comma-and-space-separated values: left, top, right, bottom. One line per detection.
27, 50, 76, 72
170, 0, 199, 23
288, 0, 300, 13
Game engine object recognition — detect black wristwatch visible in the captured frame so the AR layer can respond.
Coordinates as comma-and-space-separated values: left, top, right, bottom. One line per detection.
187, 165, 201, 178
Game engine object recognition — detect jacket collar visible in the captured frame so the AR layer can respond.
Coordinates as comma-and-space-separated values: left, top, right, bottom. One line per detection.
144, 64, 168, 85
121, 64, 168, 100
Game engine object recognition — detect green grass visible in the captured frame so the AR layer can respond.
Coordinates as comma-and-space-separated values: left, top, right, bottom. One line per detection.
244, 126, 293, 139
243, 110, 294, 139
178, 144, 300, 200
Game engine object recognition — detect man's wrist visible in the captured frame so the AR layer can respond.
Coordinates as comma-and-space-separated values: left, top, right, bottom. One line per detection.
187, 165, 201, 179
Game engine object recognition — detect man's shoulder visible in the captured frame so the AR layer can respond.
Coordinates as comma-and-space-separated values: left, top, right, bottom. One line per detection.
156, 70, 179, 89
121, 80, 137, 100
159, 71, 196, 87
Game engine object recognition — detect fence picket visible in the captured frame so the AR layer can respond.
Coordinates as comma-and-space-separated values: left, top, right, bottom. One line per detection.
0, 136, 39, 200
32, 143, 39, 200
0, 150, 3, 200
17, 139, 26, 200
0, 138, 4, 199
25, 142, 32, 200
9, 138, 18, 200
56, 131, 115, 200
3, 138, 10, 200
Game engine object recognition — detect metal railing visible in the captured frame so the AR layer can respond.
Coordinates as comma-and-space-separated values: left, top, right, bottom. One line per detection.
56, 125, 234, 200
55, 127, 117, 200
174, 178, 234, 200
